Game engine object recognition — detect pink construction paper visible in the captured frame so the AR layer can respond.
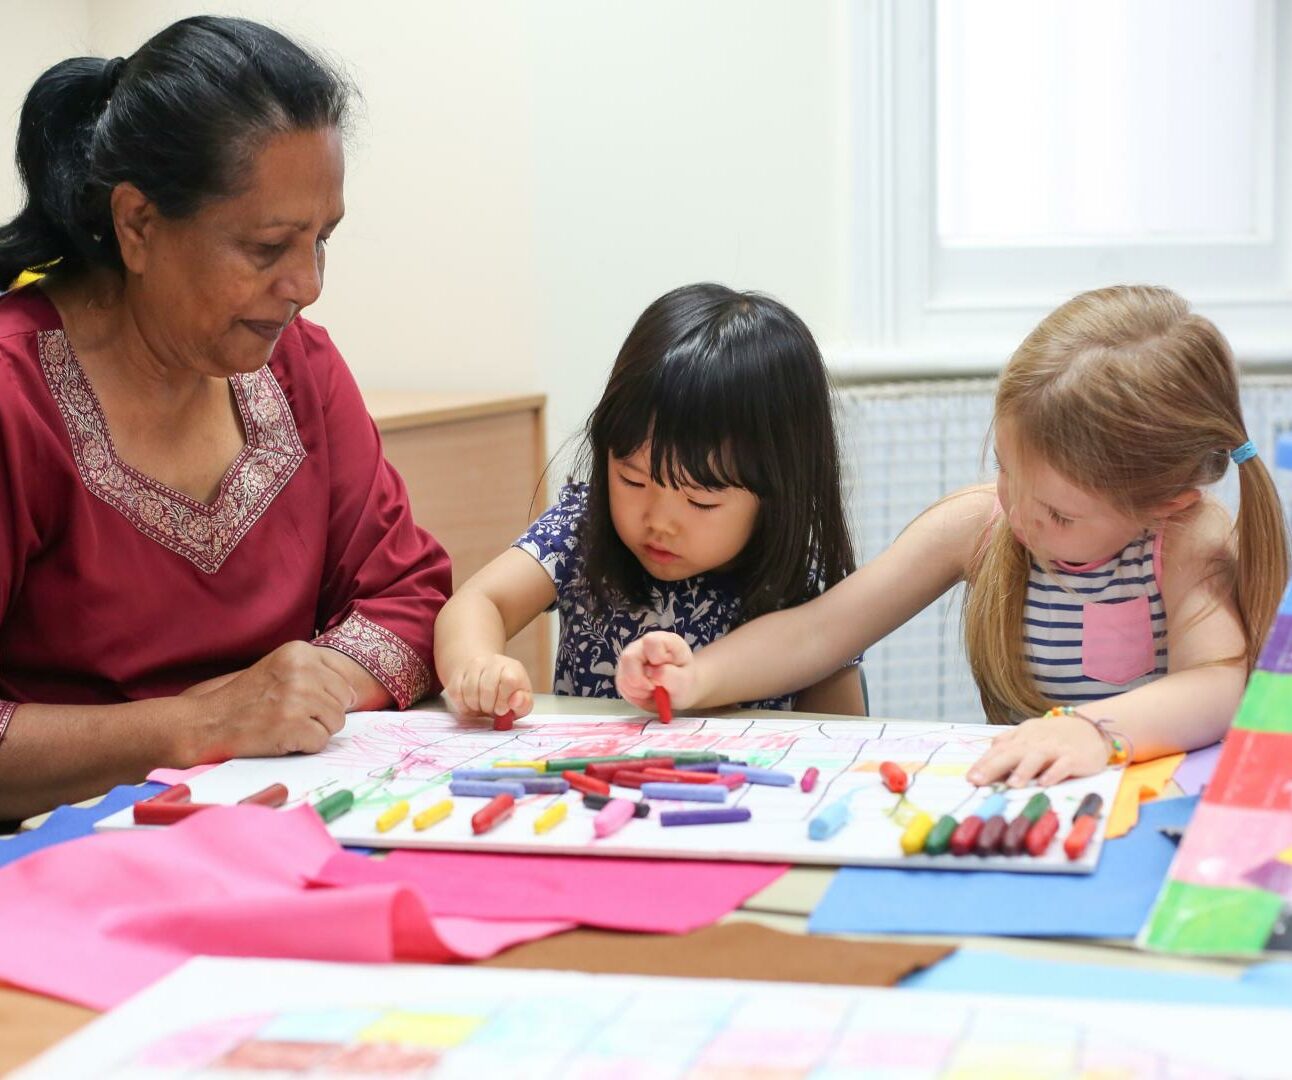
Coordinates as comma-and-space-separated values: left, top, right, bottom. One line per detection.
0, 806, 570, 1010
310, 849, 790, 934
146, 763, 220, 785
1170, 801, 1292, 890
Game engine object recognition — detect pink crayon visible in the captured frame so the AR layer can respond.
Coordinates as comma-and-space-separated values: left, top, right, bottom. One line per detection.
593, 798, 637, 839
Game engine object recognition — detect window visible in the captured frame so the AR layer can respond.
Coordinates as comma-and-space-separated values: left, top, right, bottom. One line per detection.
840, 0, 1292, 375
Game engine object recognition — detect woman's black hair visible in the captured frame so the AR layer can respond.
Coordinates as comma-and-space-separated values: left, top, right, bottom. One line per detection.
579, 282, 855, 620
0, 15, 351, 288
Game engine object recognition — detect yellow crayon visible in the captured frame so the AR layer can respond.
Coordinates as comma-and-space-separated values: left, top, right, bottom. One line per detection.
900, 811, 935, 855
376, 801, 410, 833
493, 759, 547, 772
533, 802, 568, 835
413, 799, 454, 830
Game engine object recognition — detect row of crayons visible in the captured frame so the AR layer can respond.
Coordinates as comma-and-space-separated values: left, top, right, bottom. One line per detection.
807, 759, 1105, 861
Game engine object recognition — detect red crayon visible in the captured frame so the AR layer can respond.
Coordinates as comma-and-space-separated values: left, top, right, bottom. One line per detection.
640, 768, 719, 784
716, 773, 746, 790
493, 710, 516, 732
949, 815, 985, 856
471, 793, 515, 835
879, 761, 908, 794
1025, 809, 1060, 856
653, 685, 673, 725
586, 757, 676, 781
149, 784, 192, 805
563, 771, 611, 797
608, 769, 652, 789
133, 800, 212, 826
1064, 814, 1099, 860
800, 767, 820, 793
238, 783, 288, 808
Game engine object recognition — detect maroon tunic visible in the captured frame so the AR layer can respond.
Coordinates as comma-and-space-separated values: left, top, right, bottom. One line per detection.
0, 287, 451, 743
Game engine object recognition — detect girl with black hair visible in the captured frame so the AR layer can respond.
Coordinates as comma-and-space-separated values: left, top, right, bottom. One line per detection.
435, 282, 863, 719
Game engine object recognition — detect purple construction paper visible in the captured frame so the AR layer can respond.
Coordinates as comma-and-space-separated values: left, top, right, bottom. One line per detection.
1173, 743, 1224, 796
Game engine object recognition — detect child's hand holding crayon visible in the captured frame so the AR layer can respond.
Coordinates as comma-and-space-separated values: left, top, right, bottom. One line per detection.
616, 631, 699, 714
443, 653, 533, 723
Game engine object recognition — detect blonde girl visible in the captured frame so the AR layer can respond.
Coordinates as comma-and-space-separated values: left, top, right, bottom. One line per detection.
616, 285, 1290, 786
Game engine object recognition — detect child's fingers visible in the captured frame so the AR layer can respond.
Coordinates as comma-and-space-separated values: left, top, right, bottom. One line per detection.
1006, 747, 1053, 787
641, 631, 690, 667
507, 687, 534, 718
616, 642, 649, 688
1036, 755, 1079, 787
966, 746, 1014, 786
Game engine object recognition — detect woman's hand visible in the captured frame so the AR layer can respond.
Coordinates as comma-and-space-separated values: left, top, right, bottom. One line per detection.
179, 641, 357, 763
616, 631, 699, 712
443, 654, 533, 721
966, 711, 1109, 787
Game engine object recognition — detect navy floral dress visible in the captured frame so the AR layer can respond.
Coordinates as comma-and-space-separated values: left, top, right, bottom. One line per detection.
514, 483, 858, 710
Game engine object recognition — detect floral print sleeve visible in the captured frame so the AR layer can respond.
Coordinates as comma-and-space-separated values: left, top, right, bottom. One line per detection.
512, 482, 589, 612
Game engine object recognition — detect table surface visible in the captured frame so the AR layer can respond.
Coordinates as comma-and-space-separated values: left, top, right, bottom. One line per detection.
0, 695, 1244, 1074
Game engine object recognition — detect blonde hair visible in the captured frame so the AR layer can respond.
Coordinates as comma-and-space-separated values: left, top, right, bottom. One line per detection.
964, 285, 1290, 723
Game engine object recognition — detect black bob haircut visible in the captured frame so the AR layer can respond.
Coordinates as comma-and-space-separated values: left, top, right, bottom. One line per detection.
0, 15, 350, 288
577, 282, 855, 621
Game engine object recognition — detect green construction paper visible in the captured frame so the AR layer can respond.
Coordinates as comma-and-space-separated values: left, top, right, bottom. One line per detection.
1144, 879, 1283, 954
1232, 670, 1292, 733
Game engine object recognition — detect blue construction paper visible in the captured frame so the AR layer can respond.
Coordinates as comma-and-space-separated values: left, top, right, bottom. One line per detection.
807, 795, 1198, 938
902, 947, 1292, 1008
0, 783, 165, 869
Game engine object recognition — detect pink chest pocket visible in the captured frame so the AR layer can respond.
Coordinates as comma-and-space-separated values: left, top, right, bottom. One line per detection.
1081, 595, 1156, 685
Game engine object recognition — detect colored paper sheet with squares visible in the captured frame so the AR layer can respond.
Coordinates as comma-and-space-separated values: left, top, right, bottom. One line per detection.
1141, 590, 1292, 955
17, 956, 1290, 1079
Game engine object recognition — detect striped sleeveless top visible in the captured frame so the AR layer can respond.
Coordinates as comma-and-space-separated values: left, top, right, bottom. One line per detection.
1024, 532, 1168, 705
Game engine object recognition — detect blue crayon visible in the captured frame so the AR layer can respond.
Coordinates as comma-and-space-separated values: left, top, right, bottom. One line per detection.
719, 763, 793, 787
451, 767, 538, 780
448, 779, 527, 798
809, 800, 851, 841
518, 777, 570, 794
640, 782, 728, 803
976, 792, 1007, 819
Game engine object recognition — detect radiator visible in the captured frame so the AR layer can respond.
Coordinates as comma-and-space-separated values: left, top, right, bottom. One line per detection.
834, 373, 1292, 722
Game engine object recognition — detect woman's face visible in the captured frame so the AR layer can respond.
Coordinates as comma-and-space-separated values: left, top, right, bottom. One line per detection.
123, 126, 345, 377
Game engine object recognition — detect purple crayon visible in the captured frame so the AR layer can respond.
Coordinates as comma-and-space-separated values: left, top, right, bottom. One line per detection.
518, 778, 570, 794
640, 782, 727, 803
660, 807, 753, 827
448, 779, 527, 798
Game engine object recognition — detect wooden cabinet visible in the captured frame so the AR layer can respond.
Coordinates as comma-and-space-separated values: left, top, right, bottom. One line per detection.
362, 391, 552, 690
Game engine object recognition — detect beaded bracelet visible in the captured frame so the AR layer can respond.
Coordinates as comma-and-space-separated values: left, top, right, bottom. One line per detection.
1044, 705, 1134, 766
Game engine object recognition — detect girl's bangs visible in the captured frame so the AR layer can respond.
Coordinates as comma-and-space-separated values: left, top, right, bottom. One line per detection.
600, 372, 763, 493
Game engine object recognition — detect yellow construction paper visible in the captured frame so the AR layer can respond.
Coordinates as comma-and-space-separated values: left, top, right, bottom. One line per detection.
1105, 753, 1186, 838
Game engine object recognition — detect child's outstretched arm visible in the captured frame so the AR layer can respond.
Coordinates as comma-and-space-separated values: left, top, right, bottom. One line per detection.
433, 548, 557, 721
969, 500, 1250, 787
617, 488, 993, 712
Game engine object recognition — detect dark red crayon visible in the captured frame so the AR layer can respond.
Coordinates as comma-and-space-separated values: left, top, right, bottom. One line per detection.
974, 814, 1007, 855
238, 783, 288, 808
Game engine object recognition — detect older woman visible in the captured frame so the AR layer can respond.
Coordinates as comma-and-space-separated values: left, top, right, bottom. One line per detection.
0, 17, 451, 818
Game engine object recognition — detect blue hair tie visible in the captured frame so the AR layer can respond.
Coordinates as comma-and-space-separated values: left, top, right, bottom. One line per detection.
1231, 440, 1258, 464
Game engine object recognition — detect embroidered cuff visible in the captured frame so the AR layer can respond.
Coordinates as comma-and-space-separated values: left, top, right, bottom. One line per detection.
314, 612, 432, 709
0, 701, 17, 747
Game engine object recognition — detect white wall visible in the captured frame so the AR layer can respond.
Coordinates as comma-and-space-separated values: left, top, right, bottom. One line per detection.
2, 1, 849, 462
0, 1, 93, 214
